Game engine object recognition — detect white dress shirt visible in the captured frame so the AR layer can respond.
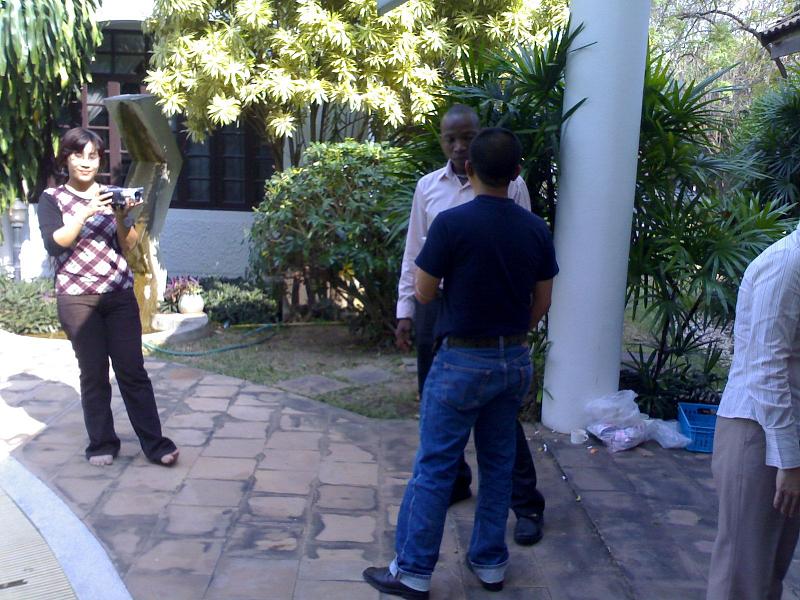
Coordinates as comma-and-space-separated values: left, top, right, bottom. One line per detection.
396, 160, 531, 320
718, 229, 800, 469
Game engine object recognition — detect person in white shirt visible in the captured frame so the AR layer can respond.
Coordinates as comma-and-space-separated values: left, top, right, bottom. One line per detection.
395, 104, 546, 545
707, 229, 800, 600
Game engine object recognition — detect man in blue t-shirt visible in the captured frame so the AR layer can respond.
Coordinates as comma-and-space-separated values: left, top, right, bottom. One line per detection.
363, 128, 558, 598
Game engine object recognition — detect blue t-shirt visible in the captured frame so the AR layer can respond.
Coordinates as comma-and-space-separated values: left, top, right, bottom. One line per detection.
415, 194, 558, 339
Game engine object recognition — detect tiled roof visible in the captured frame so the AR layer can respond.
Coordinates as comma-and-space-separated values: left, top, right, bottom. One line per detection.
760, 10, 800, 43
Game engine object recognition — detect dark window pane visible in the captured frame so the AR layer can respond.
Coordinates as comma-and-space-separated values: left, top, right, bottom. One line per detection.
186, 140, 210, 157
224, 158, 243, 179
254, 143, 275, 178
98, 34, 112, 52
224, 181, 244, 202
188, 179, 211, 203
92, 54, 113, 74
187, 157, 210, 177
121, 82, 142, 95
88, 110, 108, 127
223, 132, 244, 155
116, 55, 145, 74
114, 32, 146, 54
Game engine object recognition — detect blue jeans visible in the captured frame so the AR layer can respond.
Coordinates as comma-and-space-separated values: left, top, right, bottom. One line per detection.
394, 341, 532, 590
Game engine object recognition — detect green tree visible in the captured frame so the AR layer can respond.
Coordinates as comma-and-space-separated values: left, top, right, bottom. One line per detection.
649, 0, 798, 116
0, 0, 102, 213
145, 0, 567, 168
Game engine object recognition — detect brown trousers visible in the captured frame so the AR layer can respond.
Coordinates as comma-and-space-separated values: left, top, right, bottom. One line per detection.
707, 416, 800, 600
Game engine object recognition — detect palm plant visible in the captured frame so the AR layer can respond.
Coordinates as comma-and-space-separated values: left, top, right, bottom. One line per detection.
402, 23, 586, 225
625, 54, 794, 418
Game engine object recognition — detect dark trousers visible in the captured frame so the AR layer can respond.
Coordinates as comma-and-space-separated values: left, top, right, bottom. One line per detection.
415, 299, 545, 518
57, 288, 175, 462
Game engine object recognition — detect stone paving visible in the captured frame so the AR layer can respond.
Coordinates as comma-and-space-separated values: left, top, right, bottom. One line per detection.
2, 330, 800, 599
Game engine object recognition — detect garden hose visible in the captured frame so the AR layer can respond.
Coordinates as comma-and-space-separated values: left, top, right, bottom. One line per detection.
142, 323, 280, 357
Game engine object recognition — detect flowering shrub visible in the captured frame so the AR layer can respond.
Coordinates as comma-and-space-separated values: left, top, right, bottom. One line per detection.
163, 276, 202, 312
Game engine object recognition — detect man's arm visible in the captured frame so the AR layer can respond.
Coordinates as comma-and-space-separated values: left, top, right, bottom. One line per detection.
530, 279, 553, 328
508, 176, 531, 211
415, 268, 441, 305
742, 253, 800, 516
395, 180, 428, 350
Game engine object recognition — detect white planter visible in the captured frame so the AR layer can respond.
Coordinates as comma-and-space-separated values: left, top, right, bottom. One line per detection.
178, 293, 204, 314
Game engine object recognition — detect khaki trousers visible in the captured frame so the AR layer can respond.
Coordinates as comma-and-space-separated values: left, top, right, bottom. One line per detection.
707, 416, 800, 600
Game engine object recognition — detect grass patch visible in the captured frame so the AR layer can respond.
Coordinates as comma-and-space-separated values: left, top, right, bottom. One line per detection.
147, 322, 419, 419
319, 382, 419, 419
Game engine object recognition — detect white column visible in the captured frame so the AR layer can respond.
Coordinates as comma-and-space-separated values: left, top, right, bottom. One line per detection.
541, 0, 651, 433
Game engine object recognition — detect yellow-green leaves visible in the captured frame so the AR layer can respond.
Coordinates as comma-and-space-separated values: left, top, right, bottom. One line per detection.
208, 94, 241, 124
268, 114, 296, 138
147, 0, 568, 166
235, 0, 273, 30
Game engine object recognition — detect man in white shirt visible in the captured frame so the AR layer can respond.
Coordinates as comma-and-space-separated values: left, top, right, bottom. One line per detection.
395, 104, 546, 546
707, 229, 800, 600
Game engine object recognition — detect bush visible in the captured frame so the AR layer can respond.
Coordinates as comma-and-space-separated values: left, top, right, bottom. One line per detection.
199, 278, 278, 326
250, 140, 417, 340
0, 278, 60, 335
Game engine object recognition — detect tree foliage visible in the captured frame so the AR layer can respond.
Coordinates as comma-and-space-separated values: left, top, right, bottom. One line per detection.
649, 0, 798, 115
0, 0, 102, 213
145, 0, 567, 168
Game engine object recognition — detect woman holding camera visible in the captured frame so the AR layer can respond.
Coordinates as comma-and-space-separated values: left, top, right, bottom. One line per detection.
37, 127, 178, 467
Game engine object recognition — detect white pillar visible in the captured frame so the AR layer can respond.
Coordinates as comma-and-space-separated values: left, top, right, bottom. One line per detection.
541, 0, 651, 433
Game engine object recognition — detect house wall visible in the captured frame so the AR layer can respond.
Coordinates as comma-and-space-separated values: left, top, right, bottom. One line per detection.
158, 209, 255, 277
1, 207, 254, 281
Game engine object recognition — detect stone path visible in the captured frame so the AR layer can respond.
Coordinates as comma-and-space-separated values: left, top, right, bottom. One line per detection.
2, 330, 800, 599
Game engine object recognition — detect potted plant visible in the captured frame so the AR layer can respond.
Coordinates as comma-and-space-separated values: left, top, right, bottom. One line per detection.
164, 276, 204, 314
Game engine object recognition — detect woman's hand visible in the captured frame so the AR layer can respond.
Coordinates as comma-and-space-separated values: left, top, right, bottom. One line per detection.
75, 189, 113, 224
113, 197, 144, 221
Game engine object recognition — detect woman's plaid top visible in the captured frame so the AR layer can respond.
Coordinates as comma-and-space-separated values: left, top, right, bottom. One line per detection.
38, 186, 134, 296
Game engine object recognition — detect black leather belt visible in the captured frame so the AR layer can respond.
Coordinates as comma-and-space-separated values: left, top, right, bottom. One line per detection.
446, 334, 528, 348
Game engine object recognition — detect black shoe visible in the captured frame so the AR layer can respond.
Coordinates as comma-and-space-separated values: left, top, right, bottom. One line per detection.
362, 566, 429, 599
448, 486, 472, 507
465, 558, 504, 592
514, 514, 544, 546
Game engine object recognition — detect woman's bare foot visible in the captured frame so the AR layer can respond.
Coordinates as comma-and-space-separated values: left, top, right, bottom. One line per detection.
160, 449, 179, 466
88, 454, 114, 466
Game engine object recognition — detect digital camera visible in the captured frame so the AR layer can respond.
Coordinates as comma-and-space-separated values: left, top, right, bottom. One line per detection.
104, 186, 144, 208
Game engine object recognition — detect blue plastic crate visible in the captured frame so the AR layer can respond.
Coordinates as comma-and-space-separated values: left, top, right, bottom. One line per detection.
678, 402, 718, 453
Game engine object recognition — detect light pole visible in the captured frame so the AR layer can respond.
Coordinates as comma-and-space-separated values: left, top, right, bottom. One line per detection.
9, 199, 27, 282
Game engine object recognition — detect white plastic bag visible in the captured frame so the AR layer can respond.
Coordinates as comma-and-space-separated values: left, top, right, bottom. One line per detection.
583, 390, 690, 452
584, 390, 643, 428
584, 390, 647, 452
644, 419, 691, 449
587, 420, 648, 453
